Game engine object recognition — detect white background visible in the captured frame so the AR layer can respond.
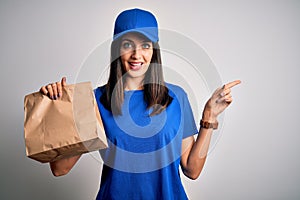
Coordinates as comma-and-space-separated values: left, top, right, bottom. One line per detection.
1, 0, 299, 199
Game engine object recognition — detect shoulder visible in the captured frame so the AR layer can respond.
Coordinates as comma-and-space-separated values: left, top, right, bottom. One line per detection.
94, 84, 106, 98
165, 82, 191, 106
165, 82, 188, 98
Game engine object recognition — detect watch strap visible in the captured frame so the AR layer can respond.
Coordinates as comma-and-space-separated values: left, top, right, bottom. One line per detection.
200, 119, 218, 130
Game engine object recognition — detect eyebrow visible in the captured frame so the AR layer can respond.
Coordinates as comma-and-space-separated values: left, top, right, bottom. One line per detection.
121, 39, 151, 43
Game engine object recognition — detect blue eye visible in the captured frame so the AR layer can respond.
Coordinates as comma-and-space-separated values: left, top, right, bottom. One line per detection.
142, 43, 151, 49
122, 42, 133, 49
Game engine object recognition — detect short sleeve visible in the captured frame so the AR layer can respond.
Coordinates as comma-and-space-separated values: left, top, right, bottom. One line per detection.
181, 92, 198, 139
166, 83, 198, 139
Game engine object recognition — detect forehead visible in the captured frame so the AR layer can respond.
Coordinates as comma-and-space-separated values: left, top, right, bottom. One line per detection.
121, 32, 151, 42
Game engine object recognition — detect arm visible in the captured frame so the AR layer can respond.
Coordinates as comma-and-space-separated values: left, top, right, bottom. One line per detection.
40, 77, 82, 177
180, 80, 241, 180
180, 124, 213, 180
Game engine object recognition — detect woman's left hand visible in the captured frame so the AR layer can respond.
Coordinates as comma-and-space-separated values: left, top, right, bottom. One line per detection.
202, 80, 241, 122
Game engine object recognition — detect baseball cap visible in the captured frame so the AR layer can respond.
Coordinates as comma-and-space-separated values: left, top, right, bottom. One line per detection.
113, 8, 159, 43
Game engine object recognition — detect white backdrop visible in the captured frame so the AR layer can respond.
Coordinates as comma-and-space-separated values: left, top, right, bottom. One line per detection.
1, 0, 299, 199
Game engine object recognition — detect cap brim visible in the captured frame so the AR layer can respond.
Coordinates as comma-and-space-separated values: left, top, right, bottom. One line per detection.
113, 27, 158, 43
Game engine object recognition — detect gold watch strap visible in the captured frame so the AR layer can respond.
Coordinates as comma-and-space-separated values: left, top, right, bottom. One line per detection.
200, 119, 218, 130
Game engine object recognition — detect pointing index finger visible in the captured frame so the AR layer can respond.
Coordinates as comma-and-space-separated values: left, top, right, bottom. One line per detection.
225, 80, 241, 89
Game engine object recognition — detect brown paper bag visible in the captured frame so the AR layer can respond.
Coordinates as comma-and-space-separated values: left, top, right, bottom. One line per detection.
24, 82, 108, 163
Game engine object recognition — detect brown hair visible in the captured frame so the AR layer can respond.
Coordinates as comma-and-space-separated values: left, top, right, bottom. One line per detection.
100, 38, 173, 116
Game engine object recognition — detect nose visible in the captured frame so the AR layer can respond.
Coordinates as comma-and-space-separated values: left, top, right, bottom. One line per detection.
131, 47, 142, 59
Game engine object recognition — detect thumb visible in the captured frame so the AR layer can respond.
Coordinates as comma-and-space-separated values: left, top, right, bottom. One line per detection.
61, 77, 67, 87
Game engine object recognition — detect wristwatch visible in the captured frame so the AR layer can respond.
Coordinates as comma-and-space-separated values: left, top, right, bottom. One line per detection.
200, 119, 218, 130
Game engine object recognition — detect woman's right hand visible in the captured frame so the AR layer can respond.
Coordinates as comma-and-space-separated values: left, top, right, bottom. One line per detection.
40, 77, 67, 100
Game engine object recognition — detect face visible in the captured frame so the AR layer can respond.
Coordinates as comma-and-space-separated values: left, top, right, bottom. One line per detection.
120, 32, 153, 79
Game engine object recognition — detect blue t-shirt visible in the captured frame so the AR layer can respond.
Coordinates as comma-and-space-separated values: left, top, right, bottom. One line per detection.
94, 83, 198, 200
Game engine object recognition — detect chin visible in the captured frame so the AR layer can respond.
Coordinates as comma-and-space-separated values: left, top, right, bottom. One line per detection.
125, 67, 149, 79
126, 71, 147, 78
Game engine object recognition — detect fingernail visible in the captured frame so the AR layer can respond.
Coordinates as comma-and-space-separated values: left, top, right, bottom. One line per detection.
57, 93, 60, 98
54, 96, 57, 100
220, 92, 225, 97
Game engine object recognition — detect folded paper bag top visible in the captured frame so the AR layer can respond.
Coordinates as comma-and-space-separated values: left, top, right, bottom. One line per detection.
24, 82, 108, 163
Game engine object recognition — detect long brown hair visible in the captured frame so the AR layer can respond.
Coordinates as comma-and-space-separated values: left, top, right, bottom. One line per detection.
100, 37, 173, 116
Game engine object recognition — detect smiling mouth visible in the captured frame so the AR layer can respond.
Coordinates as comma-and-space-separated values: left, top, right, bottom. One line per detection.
129, 62, 143, 71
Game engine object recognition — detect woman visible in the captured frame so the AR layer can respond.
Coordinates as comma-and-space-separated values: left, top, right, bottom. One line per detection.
40, 8, 241, 200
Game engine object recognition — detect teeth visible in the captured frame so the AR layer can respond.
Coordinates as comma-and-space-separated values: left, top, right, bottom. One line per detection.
130, 62, 142, 66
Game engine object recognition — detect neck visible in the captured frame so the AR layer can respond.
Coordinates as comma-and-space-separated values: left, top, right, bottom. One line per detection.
124, 76, 144, 91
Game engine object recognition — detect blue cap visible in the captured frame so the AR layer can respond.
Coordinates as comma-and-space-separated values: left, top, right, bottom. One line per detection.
113, 8, 159, 43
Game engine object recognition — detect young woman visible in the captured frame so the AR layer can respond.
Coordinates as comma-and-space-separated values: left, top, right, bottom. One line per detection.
40, 8, 241, 200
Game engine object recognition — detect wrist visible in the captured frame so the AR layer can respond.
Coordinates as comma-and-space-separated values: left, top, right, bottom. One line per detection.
202, 110, 217, 123
200, 119, 218, 130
